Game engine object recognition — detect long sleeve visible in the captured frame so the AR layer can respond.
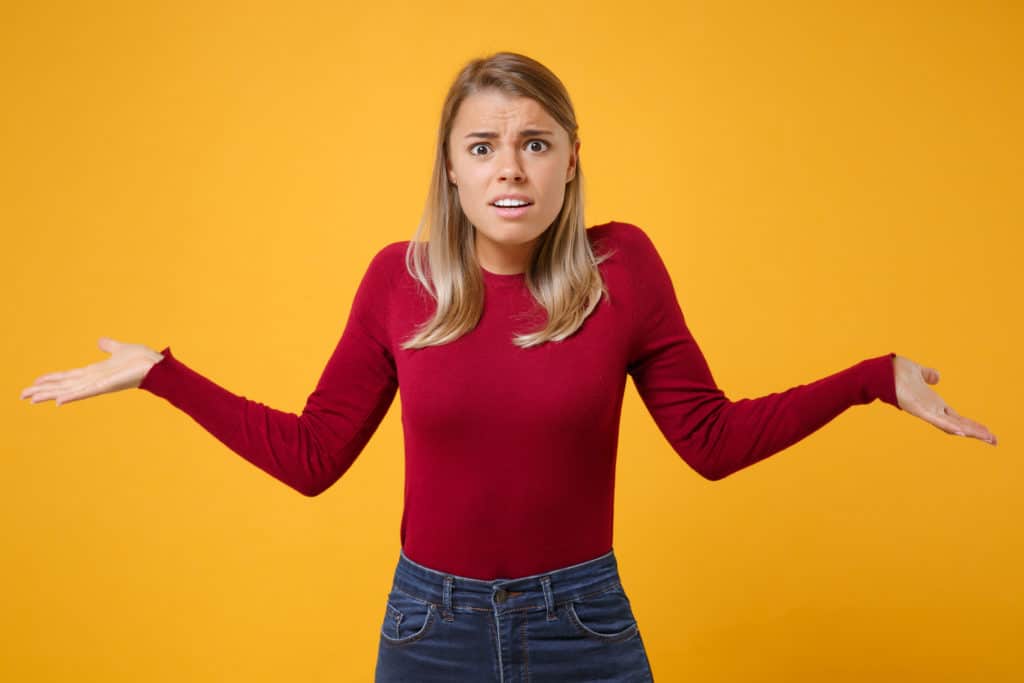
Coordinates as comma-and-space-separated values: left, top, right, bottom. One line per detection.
622, 223, 899, 481
138, 246, 400, 496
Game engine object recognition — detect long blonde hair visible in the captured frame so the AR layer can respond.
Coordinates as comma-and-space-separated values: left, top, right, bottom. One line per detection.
400, 51, 614, 351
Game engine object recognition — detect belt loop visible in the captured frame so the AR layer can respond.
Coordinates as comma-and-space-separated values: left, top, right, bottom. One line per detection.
442, 575, 455, 622
540, 575, 556, 621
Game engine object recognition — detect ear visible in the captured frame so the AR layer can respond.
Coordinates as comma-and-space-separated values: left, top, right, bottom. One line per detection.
567, 139, 581, 182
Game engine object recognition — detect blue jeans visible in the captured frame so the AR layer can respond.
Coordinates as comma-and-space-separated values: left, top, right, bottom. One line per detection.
374, 547, 655, 682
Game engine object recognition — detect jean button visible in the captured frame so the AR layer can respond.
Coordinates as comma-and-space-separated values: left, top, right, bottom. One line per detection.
494, 588, 508, 603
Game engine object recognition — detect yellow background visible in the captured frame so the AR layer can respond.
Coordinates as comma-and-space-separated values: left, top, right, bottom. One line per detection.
3, 1, 1020, 680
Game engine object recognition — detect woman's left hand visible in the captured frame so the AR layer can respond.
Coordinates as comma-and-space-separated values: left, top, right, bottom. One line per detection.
893, 354, 997, 446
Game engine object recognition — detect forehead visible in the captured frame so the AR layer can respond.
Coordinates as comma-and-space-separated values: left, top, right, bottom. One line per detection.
451, 90, 556, 131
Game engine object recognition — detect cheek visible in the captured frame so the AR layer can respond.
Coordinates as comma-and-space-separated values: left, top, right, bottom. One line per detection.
456, 185, 484, 208
454, 187, 488, 223
537, 180, 566, 208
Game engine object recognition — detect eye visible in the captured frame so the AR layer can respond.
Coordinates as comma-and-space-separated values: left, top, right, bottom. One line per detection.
468, 139, 550, 156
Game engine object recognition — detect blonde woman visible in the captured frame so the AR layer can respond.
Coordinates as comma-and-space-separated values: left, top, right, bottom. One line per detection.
20, 52, 997, 682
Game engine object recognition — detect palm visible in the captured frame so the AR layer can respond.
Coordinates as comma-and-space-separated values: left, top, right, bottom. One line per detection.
19, 337, 164, 406
893, 354, 997, 445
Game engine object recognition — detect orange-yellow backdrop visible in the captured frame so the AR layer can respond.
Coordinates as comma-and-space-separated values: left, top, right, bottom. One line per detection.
3, 1, 1020, 681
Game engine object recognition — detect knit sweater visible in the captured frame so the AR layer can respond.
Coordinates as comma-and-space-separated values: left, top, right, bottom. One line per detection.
139, 221, 899, 580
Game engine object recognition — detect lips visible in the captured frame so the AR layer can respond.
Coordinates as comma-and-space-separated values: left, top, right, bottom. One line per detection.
491, 203, 532, 218
489, 193, 534, 206
490, 200, 534, 207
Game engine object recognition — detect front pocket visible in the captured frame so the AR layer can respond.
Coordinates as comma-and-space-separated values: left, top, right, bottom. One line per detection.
566, 585, 640, 642
379, 588, 438, 646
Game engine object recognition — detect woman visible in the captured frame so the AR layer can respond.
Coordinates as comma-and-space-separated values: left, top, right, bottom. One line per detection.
19, 52, 997, 682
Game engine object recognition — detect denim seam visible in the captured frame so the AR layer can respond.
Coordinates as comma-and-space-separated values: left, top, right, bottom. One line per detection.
520, 614, 530, 682
565, 594, 639, 643
397, 581, 621, 613
379, 603, 437, 646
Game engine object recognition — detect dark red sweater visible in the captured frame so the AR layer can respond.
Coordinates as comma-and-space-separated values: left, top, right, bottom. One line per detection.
139, 221, 899, 580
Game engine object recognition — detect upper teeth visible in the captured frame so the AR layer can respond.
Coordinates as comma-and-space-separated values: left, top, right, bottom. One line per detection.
494, 199, 529, 207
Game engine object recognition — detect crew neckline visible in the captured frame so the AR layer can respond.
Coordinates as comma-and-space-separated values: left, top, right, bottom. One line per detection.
480, 265, 526, 287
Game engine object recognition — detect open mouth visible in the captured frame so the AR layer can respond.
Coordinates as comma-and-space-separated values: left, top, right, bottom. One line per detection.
491, 201, 533, 218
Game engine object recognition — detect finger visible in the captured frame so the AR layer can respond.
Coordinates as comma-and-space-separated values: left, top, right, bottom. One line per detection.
922, 367, 940, 384
55, 391, 89, 406
31, 371, 69, 384
27, 382, 65, 403
53, 376, 105, 405
956, 417, 997, 444
25, 379, 74, 403
930, 408, 967, 436
941, 419, 998, 445
29, 368, 85, 386
98, 337, 122, 353
21, 373, 80, 398
21, 382, 63, 399
944, 407, 997, 444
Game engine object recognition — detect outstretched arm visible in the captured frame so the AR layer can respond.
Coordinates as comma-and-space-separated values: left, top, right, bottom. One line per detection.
20, 245, 401, 497
621, 223, 996, 483
136, 246, 400, 496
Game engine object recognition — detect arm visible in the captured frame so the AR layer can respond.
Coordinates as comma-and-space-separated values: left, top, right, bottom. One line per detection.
622, 223, 898, 481
138, 246, 399, 496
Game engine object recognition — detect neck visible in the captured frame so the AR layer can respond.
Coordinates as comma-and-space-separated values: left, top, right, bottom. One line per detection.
474, 231, 537, 275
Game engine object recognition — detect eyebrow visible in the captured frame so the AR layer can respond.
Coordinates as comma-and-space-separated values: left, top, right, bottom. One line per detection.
464, 129, 555, 139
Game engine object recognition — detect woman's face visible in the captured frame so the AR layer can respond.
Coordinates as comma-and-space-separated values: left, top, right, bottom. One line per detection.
446, 89, 579, 274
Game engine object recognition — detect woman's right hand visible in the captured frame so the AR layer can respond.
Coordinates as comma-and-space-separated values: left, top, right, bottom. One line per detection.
19, 337, 165, 407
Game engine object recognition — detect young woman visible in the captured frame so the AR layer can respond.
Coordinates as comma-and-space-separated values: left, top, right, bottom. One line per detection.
20, 52, 997, 682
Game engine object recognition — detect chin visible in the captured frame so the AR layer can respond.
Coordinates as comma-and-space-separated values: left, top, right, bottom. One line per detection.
480, 225, 547, 245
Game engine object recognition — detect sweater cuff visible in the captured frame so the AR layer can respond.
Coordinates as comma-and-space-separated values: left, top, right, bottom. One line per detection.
138, 346, 176, 397
863, 352, 899, 409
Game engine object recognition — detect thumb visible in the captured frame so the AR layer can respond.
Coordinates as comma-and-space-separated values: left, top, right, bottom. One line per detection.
97, 336, 121, 354
922, 366, 941, 385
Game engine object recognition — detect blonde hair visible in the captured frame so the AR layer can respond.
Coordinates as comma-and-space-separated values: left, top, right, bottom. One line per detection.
400, 51, 614, 351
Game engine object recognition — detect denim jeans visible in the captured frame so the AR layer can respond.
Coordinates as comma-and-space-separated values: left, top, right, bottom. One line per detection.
374, 547, 654, 682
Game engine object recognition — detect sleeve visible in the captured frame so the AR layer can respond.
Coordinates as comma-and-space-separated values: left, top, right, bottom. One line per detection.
622, 223, 899, 482
137, 245, 400, 496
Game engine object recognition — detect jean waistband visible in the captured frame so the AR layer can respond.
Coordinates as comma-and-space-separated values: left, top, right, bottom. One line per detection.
391, 547, 622, 613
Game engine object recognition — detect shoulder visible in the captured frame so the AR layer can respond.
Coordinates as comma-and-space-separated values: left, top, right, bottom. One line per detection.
589, 219, 654, 245
589, 221, 676, 305
363, 240, 411, 280
587, 220, 661, 263
346, 241, 410, 306
372, 240, 411, 265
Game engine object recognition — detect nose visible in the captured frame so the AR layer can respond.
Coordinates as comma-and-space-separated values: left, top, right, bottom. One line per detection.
496, 147, 525, 182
